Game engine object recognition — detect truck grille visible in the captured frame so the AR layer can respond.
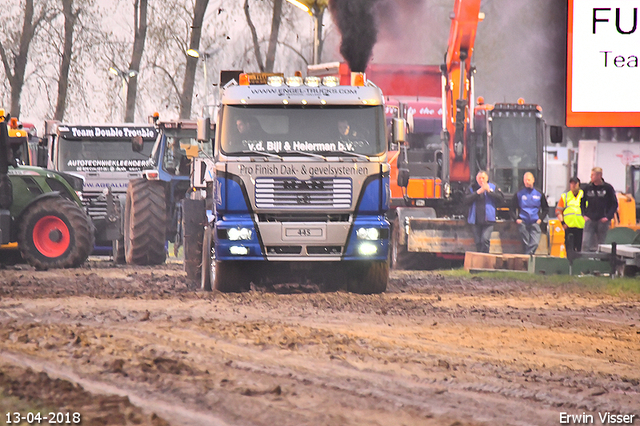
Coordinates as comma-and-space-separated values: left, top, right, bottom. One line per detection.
257, 213, 350, 223
82, 193, 108, 220
255, 177, 352, 209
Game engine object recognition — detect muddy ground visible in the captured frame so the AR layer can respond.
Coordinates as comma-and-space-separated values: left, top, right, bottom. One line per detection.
0, 259, 638, 426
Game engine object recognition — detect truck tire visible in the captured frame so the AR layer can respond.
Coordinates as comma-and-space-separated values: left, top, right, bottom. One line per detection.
345, 261, 388, 294
182, 198, 206, 281
18, 196, 94, 269
214, 261, 252, 293
390, 217, 424, 270
124, 178, 167, 265
112, 238, 125, 264
200, 226, 214, 291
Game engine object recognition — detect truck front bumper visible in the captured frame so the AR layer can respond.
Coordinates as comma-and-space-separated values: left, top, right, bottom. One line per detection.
214, 215, 389, 262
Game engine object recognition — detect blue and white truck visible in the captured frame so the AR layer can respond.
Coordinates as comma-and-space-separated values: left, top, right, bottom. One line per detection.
194, 73, 392, 293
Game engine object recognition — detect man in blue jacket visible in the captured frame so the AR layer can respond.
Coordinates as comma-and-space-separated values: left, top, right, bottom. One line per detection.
464, 170, 505, 253
511, 172, 549, 255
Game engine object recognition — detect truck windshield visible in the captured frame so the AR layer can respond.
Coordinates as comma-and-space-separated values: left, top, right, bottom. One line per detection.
490, 116, 540, 195
158, 128, 213, 176
58, 138, 155, 172
219, 105, 386, 156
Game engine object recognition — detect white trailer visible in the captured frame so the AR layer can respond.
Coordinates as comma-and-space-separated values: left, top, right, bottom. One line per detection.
576, 140, 640, 194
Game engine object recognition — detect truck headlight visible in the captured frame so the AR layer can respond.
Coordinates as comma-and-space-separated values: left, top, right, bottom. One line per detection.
358, 243, 378, 256
356, 227, 380, 240
229, 246, 250, 255
227, 228, 252, 241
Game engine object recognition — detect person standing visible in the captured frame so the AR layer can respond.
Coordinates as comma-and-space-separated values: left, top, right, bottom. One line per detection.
580, 167, 618, 252
555, 177, 585, 253
464, 170, 504, 253
511, 172, 549, 255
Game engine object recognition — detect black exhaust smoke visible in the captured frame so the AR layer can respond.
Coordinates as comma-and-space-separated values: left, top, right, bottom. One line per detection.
329, 0, 379, 73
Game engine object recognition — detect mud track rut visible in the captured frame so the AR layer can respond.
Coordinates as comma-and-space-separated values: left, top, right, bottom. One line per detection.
0, 261, 638, 426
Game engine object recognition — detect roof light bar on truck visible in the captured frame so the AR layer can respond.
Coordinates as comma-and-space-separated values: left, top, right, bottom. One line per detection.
240, 73, 354, 88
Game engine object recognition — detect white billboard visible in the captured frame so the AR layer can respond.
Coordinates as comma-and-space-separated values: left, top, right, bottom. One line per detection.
567, 0, 640, 126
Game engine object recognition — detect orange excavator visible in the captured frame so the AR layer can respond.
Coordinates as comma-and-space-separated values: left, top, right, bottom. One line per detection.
393, 0, 483, 215
389, 0, 562, 268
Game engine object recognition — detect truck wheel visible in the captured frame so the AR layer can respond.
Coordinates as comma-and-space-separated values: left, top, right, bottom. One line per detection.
214, 261, 252, 293
18, 196, 94, 269
112, 238, 125, 264
345, 261, 388, 294
182, 198, 206, 281
391, 217, 423, 270
124, 178, 167, 265
200, 226, 214, 291
391, 217, 409, 269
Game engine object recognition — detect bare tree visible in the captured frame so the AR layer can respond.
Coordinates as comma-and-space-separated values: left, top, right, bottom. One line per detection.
0, 0, 56, 119
54, 0, 78, 121
1, 0, 315, 125
265, 0, 283, 72
244, 0, 283, 72
179, 0, 209, 119
124, 0, 148, 122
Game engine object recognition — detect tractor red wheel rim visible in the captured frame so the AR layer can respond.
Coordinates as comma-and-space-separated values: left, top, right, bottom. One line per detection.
32, 216, 70, 258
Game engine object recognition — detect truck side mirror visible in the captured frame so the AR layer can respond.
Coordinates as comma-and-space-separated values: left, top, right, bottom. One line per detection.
549, 125, 563, 144
132, 135, 144, 153
397, 167, 410, 188
391, 118, 407, 145
197, 117, 211, 142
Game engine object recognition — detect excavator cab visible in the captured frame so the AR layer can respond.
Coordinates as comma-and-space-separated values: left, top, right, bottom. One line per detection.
486, 103, 546, 199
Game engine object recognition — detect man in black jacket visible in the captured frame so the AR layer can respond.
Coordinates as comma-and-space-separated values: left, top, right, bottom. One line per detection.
580, 167, 618, 252
464, 170, 505, 253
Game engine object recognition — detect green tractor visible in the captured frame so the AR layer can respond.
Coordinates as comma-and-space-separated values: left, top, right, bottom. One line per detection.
0, 114, 94, 269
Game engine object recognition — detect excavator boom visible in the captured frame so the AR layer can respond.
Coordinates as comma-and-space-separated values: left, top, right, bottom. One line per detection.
445, 0, 482, 73
443, 0, 483, 185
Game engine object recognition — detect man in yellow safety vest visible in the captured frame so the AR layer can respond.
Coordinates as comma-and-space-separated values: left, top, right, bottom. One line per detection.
555, 177, 585, 252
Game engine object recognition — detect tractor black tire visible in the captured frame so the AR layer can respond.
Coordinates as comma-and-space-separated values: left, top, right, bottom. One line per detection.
182, 198, 206, 281
345, 260, 388, 294
214, 261, 252, 293
0, 250, 23, 266
18, 196, 94, 269
200, 226, 213, 291
112, 238, 125, 264
124, 178, 167, 265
